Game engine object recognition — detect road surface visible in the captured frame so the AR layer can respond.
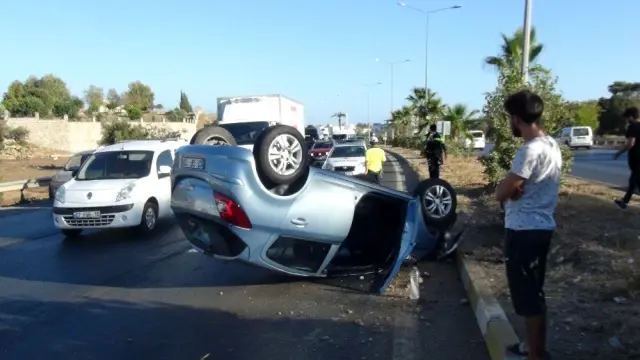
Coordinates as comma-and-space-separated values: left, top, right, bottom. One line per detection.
0, 153, 488, 360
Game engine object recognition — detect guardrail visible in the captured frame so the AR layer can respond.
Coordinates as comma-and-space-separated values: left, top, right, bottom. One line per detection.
0, 177, 52, 194
594, 137, 625, 146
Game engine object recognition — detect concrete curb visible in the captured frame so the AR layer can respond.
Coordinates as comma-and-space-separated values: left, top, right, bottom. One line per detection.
456, 251, 521, 360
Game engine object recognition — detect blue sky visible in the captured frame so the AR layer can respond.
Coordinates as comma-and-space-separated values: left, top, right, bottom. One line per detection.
3, 0, 639, 125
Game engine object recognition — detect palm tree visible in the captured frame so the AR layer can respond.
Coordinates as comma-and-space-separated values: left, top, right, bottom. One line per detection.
405, 87, 446, 133
443, 104, 479, 138
390, 106, 413, 136
331, 112, 346, 129
484, 27, 543, 73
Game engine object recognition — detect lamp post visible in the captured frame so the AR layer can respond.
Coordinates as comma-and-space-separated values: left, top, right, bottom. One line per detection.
521, 0, 532, 82
376, 58, 410, 116
362, 82, 382, 141
397, 2, 462, 92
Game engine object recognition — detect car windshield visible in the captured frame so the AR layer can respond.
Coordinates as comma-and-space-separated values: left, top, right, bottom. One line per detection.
64, 153, 91, 171
219, 121, 270, 145
330, 146, 365, 158
573, 128, 589, 136
76, 151, 154, 181
470, 131, 484, 138
313, 142, 333, 149
332, 134, 347, 140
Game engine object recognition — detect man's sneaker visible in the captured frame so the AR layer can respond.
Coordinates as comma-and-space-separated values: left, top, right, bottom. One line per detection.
614, 199, 628, 209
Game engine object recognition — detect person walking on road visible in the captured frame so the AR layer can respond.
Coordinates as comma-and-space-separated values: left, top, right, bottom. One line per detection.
423, 124, 447, 179
495, 90, 561, 360
614, 106, 640, 209
365, 141, 386, 184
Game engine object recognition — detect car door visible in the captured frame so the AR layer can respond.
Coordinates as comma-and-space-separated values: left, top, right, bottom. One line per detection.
280, 172, 357, 244
155, 150, 174, 217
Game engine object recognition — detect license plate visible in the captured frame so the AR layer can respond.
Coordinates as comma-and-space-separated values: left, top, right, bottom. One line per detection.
182, 157, 205, 169
74, 211, 100, 219
577, 136, 585, 140
344, 172, 353, 176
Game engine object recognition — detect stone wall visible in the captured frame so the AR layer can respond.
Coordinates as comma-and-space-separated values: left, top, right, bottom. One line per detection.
5, 116, 198, 153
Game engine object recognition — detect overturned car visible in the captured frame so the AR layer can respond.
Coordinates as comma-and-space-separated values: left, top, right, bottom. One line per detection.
171, 124, 460, 294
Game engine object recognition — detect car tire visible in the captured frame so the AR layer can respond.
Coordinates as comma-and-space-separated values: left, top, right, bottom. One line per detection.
190, 126, 237, 146
253, 125, 308, 186
413, 178, 457, 228
61, 229, 83, 238
137, 201, 158, 234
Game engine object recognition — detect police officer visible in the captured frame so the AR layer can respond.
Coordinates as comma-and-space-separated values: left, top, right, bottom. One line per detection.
423, 124, 447, 179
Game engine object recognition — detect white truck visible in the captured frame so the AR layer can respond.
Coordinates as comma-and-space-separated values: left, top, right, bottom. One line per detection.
190, 94, 305, 151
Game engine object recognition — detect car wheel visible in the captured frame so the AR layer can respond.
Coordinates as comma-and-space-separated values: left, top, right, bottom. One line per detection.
137, 201, 158, 234
253, 125, 308, 186
62, 229, 83, 238
190, 126, 237, 146
413, 178, 457, 228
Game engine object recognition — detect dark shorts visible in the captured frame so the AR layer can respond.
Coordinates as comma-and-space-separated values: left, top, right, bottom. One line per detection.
504, 229, 553, 317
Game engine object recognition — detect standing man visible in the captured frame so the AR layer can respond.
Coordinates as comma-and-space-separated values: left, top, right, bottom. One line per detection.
614, 106, 640, 209
495, 90, 561, 360
423, 124, 447, 178
365, 140, 386, 184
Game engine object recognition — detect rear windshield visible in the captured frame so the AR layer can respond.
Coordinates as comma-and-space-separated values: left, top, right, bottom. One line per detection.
219, 121, 270, 146
470, 131, 484, 138
313, 142, 333, 149
572, 128, 590, 136
332, 134, 347, 140
330, 146, 366, 158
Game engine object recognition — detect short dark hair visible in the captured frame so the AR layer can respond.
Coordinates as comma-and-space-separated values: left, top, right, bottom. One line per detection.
504, 90, 544, 124
623, 107, 639, 120
429, 124, 437, 131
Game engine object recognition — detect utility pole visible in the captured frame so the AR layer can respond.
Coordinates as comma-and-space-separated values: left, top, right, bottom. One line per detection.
521, 0, 532, 83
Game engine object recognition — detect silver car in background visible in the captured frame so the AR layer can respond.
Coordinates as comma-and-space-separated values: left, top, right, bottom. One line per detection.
322, 142, 367, 177
48, 149, 95, 200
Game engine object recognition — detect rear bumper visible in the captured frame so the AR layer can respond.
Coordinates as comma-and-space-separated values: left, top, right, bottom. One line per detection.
175, 213, 249, 259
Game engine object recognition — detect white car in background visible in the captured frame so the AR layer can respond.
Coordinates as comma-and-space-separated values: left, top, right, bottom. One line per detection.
322, 142, 367, 176
556, 126, 593, 149
52, 139, 186, 239
464, 130, 486, 150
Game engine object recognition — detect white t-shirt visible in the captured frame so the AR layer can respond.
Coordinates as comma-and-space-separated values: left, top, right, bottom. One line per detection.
504, 135, 562, 231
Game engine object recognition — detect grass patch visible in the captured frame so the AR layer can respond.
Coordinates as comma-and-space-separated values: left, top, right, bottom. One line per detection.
387, 146, 640, 359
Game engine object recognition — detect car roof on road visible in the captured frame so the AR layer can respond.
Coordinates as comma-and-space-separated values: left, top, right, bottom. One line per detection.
97, 139, 187, 153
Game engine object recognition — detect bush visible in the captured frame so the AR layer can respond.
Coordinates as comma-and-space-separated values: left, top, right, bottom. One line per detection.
479, 65, 574, 185
6, 126, 30, 144
391, 134, 475, 158
125, 105, 142, 120
99, 121, 183, 145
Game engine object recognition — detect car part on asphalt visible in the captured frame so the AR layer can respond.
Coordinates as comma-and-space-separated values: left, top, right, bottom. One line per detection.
190, 126, 237, 146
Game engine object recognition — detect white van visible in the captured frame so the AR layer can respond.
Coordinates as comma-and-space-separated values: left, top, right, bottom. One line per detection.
556, 126, 593, 149
465, 130, 486, 150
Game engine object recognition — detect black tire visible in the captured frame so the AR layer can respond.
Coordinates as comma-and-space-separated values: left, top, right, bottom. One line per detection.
61, 229, 83, 238
253, 125, 308, 186
190, 126, 237, 146
137, 201, 158, 234
413, 178, 457, 228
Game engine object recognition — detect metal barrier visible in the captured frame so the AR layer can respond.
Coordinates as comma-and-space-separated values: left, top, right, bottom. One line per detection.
0, 177, 53, 193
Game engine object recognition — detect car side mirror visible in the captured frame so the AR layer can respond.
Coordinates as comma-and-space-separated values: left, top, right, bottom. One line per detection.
158, 165, 172, 177
71, 169, 79, 177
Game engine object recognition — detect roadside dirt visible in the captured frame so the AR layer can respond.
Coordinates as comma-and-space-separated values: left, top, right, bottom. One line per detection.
389, 146, 640, 360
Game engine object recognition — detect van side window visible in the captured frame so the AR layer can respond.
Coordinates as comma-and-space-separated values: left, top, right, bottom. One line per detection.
562, 128, 571, 137
156, 150, 173, 172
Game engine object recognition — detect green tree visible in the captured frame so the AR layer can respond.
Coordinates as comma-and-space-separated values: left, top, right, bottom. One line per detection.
597, 81, 640, 134
123, 81, 154, 111
331, 112, 346, 129
2, 75, 74, 117
179, 91, 193, 112
125, 105, 142, 120
484, 27, 543, 74
84, 85, 104, 114
99, 121, 150, 145
390, 106, 413, 136
443, 104, 479, 138
106, 88, 121, 111
480, 64, 573, 185
406, 87, 446, 133
52, 96, 83, 118
165, 107, 187, 122
568, 100, 600, 130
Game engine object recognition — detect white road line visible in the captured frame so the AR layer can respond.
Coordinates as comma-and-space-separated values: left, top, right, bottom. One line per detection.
387, 151, 420, 360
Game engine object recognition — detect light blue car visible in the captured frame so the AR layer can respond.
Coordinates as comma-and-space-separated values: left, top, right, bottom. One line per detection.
172, 125, 460, 294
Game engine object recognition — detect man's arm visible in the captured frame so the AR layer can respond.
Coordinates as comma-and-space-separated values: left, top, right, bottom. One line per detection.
495, 146, 534, 202
614, 125, 635, 159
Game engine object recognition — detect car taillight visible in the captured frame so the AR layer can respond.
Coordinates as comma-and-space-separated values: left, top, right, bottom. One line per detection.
213, 193, 252, 229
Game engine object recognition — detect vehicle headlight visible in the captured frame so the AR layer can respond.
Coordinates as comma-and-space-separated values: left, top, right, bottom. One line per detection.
55, 186, 66, 204
115, 184, 135, 202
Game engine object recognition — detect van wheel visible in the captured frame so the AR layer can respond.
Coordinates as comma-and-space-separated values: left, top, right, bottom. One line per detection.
137, 201, 158, 234
253, 125, 308, 186
190, 126, 237, 146
413, 178, 457, 228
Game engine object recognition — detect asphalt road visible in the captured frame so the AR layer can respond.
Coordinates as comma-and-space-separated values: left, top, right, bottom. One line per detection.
0, 153, 488, 360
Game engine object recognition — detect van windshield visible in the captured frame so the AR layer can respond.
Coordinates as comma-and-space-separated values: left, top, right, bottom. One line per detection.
470, 132, 484, 138
219, 121, 270, 145
572, 128, 590, 137
76, 151, 154, 181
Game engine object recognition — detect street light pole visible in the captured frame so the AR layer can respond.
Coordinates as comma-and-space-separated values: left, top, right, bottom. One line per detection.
362, 82, 382, 140
397, 2, 461, 91
376, 58, 410, 115
521, 0, 533, 83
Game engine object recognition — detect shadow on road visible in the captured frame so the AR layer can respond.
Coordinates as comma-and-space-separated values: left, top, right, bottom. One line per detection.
384, 149, 421, 193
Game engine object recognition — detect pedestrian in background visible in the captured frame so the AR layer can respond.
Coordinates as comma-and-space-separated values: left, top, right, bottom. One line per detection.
365, 140, 385, 184
495, 90, 561, 360
423, 124, 447, 178
613, 106, 640, 209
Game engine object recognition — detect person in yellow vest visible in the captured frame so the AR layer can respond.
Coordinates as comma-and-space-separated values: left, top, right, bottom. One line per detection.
365, 140, 386, 184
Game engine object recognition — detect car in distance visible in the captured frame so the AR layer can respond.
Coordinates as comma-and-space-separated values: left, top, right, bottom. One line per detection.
52, 139, 186, 239
308, 140, 334, 166
464, 130, 486, 150
48, 149, 96, 200
321, 142, 367, 177
170, 125, 459, 294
